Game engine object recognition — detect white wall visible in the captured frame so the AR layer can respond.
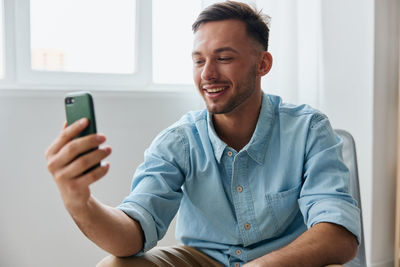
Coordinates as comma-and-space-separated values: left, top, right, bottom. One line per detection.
318, 0, 399, 267
0, 89, 201, 267
319, 0, 375, 263
371, 0, 399, 266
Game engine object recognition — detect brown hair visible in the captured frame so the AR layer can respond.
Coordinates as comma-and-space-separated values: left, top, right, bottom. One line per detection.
192, 1, 270, 51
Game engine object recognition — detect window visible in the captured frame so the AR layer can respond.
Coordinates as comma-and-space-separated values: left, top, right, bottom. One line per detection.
2, 0, 278, 89
1, 0, 320, 100
30, 0, 136, 74
152, 0, 201, 84
151, 0, 265, 85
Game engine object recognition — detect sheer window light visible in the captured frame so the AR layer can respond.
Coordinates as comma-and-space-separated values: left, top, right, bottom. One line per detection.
152, 0, 201, 84
152, 0, 264, 85
30, 0, 136, 74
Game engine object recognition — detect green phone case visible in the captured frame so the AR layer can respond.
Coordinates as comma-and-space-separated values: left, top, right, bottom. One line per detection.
65, 91, 99, 172
65, 91, 97, 138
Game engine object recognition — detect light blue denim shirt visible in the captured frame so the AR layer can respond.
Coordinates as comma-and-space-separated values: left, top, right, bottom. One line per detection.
118, 93, 361, 266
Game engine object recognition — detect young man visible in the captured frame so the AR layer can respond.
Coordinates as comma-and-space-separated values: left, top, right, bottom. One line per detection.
45, 2, 360, 266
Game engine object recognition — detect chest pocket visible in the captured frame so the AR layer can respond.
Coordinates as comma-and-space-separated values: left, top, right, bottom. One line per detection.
257, 183, 302, 240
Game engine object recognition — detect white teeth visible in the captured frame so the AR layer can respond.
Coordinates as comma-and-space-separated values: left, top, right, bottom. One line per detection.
206, 87, 225, 93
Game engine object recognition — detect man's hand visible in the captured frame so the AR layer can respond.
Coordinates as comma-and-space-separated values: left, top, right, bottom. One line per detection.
45, 118, 112, 216
45, 119, 144, 256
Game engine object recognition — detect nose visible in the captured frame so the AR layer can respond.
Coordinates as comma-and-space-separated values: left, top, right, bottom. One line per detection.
201, 61, 218, 81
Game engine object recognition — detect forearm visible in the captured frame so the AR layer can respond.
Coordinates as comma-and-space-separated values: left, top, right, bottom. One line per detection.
70, 196, 144, 257
45, 121, 144, 257
245, 223, 358, 267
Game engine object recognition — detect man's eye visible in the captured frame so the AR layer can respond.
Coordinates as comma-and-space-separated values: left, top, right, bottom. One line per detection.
218, 57, 233, 62
193, 59, 204, 65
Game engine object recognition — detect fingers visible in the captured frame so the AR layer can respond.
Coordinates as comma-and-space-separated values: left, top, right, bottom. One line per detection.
56, 133, 107, 169
78, 161, 111, 188
45, 119, 112, 213
47, 133, 107, 174
45, 118, 89, 160
61, 146, 112, 179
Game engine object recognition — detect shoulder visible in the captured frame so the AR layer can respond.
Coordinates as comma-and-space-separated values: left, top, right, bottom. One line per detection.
143, 110, 207, 171
266, 94, 329, 129
151, 109, 207, 145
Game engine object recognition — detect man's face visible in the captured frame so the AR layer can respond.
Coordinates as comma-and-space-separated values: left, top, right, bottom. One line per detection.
192, 19, 263, 115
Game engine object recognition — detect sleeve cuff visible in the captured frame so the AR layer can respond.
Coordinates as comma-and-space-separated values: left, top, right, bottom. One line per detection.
117, 202, 158, 255
305, 198, 362, 244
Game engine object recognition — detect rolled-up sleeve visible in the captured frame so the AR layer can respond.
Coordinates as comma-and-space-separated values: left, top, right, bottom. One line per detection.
117, 127, 188, 254
298, 114, 361, 243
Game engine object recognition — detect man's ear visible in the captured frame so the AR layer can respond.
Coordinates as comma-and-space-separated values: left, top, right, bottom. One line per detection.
256, 51, 273, 77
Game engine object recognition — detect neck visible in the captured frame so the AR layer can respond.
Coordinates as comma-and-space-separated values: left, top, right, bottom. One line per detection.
213, 91, 262, 151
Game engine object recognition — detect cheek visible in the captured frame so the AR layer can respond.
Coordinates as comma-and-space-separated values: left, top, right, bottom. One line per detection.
223, 62, 243, 76
230, 62, 254, 80
193, 68, 201, 84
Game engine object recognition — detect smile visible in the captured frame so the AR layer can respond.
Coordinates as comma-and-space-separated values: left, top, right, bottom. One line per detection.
206, 87, 226, 93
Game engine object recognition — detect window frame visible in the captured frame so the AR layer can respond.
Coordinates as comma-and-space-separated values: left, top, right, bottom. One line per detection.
1, 0, 16, 86
0, 0, 174, 91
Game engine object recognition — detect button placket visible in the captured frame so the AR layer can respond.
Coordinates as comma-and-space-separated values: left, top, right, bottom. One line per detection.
230, 152, 260, 245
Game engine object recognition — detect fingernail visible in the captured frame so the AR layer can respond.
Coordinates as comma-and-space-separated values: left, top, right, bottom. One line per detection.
97, 134, 106, 142
79, 118, 87, 125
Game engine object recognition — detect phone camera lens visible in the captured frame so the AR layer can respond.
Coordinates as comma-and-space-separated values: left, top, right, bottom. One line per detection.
65, 97, 75, 105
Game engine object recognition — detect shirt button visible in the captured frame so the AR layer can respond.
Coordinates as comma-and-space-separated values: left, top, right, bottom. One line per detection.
227, 151, 233, 156
235, 263, 240, 267
237, 186, 243, 193
235, 249, 242, 256
244, 223, 251, 230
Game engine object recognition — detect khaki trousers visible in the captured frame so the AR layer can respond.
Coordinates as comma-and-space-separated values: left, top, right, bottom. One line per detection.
97, 245, 345, 267
97, 246, 222, 267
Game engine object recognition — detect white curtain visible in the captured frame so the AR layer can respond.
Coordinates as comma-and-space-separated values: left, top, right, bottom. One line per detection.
258, 0, 322, 107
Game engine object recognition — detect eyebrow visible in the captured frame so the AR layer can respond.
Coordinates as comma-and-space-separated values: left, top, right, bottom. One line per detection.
214, 47, 239, 54
192, 47, 239, 57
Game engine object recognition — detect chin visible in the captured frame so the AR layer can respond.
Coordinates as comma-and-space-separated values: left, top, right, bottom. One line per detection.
206, 105, 220, 114
206, 105, 233, 115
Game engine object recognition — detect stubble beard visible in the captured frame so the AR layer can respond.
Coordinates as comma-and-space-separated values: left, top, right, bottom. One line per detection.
206, 66, 257, 115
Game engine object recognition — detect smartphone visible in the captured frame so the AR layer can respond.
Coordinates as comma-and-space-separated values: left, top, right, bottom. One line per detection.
65, 91, 97, 138
65, 91, 99, 171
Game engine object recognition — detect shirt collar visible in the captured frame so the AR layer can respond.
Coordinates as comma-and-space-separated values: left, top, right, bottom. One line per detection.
207, 113, 227, 163
207, 92, 275, 164
243, 92, 275, 164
